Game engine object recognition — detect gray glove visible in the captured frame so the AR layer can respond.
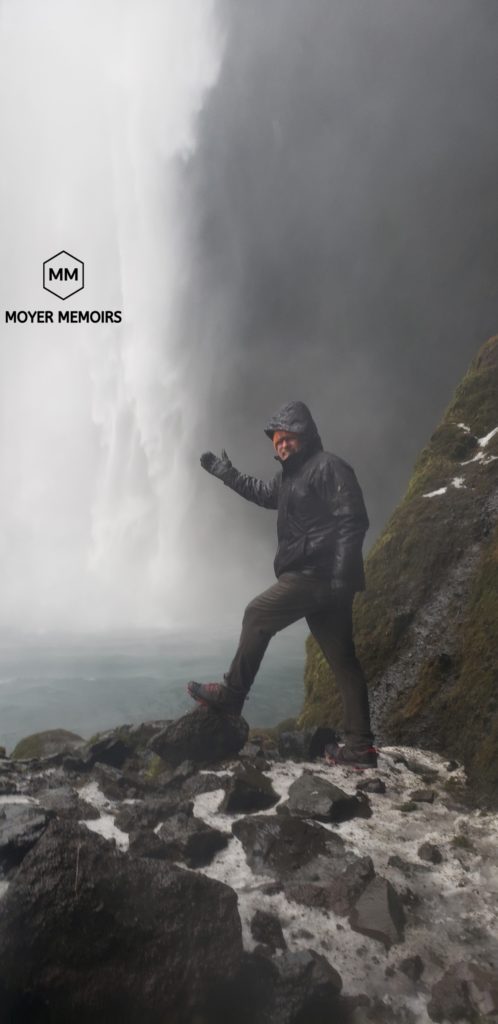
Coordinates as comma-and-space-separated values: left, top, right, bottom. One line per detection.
200, 448, 233, 480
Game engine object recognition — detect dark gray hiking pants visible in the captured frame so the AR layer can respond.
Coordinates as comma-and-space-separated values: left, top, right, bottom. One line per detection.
224, 571, 373, 748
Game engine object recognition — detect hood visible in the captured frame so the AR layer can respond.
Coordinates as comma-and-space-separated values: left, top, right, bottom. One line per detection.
264, 401, 323, 458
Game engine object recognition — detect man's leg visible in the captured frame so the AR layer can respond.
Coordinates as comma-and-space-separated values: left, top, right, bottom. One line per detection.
306, 592, 374, 750
224, 572, 328, 699
188, 572, 328, 712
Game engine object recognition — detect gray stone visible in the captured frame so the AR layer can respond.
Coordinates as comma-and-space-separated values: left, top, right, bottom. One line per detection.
157, 811, 230, 868
418, 842, 443, 864
220, 765, 279, 814
428, 962, 498, 1022
0, 819, 243, 1022
114, 795, 192, 834
269, 949, 343, 1024
0, 803, 51, 869
84, 731, 133, 769
399, 955, 425, 982
282, 771, 371, 823
250, 909, 287, 951
149, 708, 249, 766
233, 814, 374, 916
356, 777, 387, 794
349, 877, 405, 948
37, 786, 100, 821
409, 789, 436, 804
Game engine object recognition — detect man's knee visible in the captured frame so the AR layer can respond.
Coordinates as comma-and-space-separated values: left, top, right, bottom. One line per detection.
242, 596, 275, 634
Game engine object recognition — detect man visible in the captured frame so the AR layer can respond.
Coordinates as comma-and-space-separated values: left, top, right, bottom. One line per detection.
187, 400, 376, 768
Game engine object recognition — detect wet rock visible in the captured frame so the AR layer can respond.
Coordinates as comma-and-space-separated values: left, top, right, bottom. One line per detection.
157, 810, 230, 868
84, 730, 133, 769
281, 771, 371, 823
269, 949, 343, 1024
149, 708, 249, 766
399, 955, 425, 982
92, 763, 142, 801
114, 795, 192, 833
0, 819, 243, 1023
180, 770, 231, 799
356, 777, 387, 794
349, 877, 406, 948
409, 789, 436, 803
233, 814, 374, 916
128, 829, 171, 860
250, 909, 287, 951
418, 842, 443, 864
0, 804, 52, 869
278, 727, 340, 762
388, 855, 430, 875
428, 962, 498, 1021
36, 786, 100, 821
220, 765, 279, 814
11, 729, 84, 760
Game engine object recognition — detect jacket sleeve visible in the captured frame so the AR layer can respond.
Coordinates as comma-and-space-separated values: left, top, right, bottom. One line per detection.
315, 459, 369, 583
220, 466, 281, 509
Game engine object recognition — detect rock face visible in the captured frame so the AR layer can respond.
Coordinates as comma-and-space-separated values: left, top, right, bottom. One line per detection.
0, 819, 243, 1023
0, 803, 52, 869
150, 708, 249, 765
301, 335, 498, 804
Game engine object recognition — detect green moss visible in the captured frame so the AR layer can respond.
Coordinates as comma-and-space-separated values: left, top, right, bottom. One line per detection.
301, 335, 498, 804
144, 754, 168, 780
398, 801, 418, 813
12, 729, 84, 760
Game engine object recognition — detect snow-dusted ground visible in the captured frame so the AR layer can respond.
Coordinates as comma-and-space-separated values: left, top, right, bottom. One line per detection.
38, 746, 495, 1023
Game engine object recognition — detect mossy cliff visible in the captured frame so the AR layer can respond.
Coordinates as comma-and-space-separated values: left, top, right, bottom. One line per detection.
300, 335, 498, 803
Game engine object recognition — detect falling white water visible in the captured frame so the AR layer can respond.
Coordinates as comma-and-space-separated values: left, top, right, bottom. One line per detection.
0, 0, 224, 630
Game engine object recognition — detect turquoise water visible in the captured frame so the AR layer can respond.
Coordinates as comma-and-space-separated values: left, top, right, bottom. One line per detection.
0, 622, 309, 753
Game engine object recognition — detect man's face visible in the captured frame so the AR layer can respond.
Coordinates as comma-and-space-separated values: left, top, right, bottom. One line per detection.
275, 432, 302, 460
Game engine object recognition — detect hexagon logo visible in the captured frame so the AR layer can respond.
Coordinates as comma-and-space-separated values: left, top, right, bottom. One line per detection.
43, 250, 84, 300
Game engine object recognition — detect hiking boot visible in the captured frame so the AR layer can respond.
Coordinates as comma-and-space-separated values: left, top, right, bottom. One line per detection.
324, 743, 378, 770
187, 680, 245, 716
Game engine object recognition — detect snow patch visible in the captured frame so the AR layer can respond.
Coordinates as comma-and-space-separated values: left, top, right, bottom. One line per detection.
457, 422, 471, 432
0, 794, 38, 806
451, 476, 465, 489
0, 881, 9, 901
478, 426, 498, 448
82, 813, 129, 852
77, 781, 114, 812
423, 487, 447, 497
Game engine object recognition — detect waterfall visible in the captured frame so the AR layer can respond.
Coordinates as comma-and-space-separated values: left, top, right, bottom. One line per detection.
0, 0, 224, 631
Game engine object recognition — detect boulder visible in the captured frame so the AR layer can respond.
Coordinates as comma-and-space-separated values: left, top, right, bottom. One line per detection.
349, 877, 406, 948
0, 818, 243, 1023
0, 803, 52, 870
428, 962, 498, 1022
11, 729, 84, 760
150, 709, 249, 766
220, 765, 280, 814
356, 777, 387, 795
114, 795, 192, 833
409, 789, 436, 804
83, 730, 133, 769
156, 811, 230, 868
36, 786, 100, 821
233, 814, 374, 915
281, 771, 371, 823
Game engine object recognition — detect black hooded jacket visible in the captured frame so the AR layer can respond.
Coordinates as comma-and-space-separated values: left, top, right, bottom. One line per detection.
221, 401, 369, 591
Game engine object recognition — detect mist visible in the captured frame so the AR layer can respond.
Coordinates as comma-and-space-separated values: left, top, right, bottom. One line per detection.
0, 0, 497, 632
